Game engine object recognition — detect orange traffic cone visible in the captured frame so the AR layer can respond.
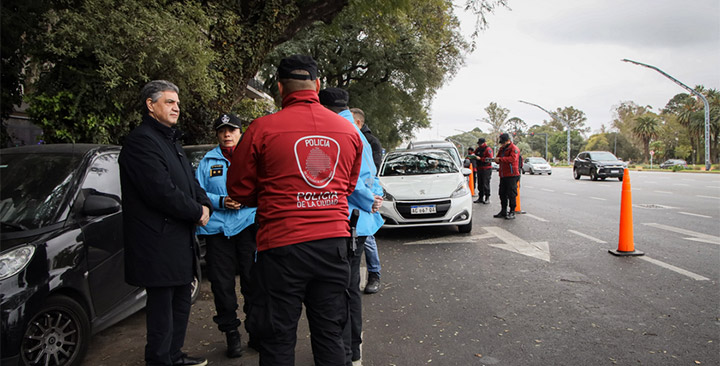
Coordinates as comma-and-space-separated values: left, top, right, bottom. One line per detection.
469, 170, 475, 196
609, 169, 644, 256
515, 179, 526, 214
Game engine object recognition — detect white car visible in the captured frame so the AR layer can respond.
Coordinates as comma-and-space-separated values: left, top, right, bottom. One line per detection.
378, 149, 473, 233
522, 157, 552, 175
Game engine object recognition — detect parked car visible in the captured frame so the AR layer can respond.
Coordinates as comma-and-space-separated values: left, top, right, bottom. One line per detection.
522, 157, 552, 175
406, 140, 463, 168
573, 151, 627, 181
0, 144, 199, 366
378, 149, 473, 233
659, 159, 688, 169
183, 144, 216, 171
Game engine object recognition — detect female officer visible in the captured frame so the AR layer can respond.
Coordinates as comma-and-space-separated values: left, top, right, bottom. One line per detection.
196, 113, 256, 358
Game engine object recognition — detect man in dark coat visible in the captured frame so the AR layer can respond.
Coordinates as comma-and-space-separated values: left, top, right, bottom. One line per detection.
119, 80, 212, 366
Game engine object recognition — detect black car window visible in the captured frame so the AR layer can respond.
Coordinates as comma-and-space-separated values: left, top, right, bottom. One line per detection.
81, 153, 121, 199
589, 152, 620, 161
0, 152, 82, 230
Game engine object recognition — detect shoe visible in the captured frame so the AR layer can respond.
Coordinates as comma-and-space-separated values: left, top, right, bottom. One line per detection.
473, 199, 483, 203
173, 355, 207, 366
225, 330, 243, 358
493, 211, 507, 218
505, 212, 516, 220
483, 197, 490, 204
364, 272, 380, 294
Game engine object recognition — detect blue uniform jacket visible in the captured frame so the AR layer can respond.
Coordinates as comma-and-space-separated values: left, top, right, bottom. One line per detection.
195, 146, 256, 237
339, 109, 384, 236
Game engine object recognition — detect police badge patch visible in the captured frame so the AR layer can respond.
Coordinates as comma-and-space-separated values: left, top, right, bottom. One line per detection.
210, 164, 224, 177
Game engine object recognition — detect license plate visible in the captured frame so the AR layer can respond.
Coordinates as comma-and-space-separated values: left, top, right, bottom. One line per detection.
411, 205, 436, 214
611, 169, 619, 173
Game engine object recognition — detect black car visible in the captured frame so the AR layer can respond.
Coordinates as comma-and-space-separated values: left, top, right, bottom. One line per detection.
573, 151, 627, 181
0, 144, 198, 366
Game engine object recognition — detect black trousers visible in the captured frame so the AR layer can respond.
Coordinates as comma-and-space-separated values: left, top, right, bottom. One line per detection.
343, 236, 367, 364
498, 176, 520, 213
247, 237, 350, 366
478, 169, 492, 198
204, 225, 257, 333
145, 283, 192, 365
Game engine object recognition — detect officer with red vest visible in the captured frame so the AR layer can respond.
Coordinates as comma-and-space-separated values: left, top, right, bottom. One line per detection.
474, 138, 494, 204
493, 133, 520, 219
226, 55, 363, 365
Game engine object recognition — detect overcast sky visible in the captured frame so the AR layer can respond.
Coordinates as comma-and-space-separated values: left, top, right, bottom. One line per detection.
415, 0, 720, 142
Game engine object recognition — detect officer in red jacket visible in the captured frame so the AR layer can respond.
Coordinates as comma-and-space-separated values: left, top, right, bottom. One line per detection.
493, 133, 520, 219
226, 55, 363, 365
474, 138, 494, 204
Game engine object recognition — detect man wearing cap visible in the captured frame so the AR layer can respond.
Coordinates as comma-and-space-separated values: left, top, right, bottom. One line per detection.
493, 133, 520, 219
195, 113, 257, 358
474, 138, 494, 204
226, 55, 363, 365
319, 88, 383, 363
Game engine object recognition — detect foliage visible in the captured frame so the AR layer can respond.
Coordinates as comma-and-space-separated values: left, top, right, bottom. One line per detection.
264, 0, 469, 149
632, 113, 661, 162
480, 102, 510, 137
585, 134, 610, 152
548, 130, 584, 162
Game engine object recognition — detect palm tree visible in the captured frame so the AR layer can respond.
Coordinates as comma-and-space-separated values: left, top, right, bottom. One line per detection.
633, 114, 661, 162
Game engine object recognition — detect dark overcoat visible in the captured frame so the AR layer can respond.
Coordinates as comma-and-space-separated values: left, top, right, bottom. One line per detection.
119, 115, 212, 287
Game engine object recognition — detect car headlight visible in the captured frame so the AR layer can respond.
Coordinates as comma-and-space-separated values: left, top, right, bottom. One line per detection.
383, 190, 395, 202
451, 181, 470, 198
0, 245, 36, 280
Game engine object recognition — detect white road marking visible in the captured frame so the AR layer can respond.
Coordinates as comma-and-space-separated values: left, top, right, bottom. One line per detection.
643, 223, 720, 245
568, 230, 607, 243
541, 188, 555, 192
524, 185, 535, 189
678, 212, 713, 219
654, 191, 672, 194
672, 183, 689, 186
404, 233, 494, 245
484, 226, 550, 262
525, 213, 548, 222
705, 186, 720, 189
696, 195, 720, 200
638, 256, 710, 281
590, 197, 606, 201
564, 192, 577, 196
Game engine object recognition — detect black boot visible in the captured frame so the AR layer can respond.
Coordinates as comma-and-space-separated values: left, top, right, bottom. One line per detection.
225, 329, 243, 358
483, 196, 490, 204
365, 272, 381, 294
505, 211, 516, 220
493, 210, 507, 218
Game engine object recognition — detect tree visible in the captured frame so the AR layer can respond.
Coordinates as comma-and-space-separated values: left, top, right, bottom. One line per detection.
632, 113, 661, 162
481, 102, 510, 137
506, 117, 526, 136
266, 0, 469, 148
585, 134, 610, 152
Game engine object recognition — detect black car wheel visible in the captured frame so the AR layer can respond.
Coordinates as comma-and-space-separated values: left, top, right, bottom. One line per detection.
573, 168, 581, 180
21, 295, 90, 366
458, 220, 472, 233
590, 169, 598, 181
190, 275, 201, 303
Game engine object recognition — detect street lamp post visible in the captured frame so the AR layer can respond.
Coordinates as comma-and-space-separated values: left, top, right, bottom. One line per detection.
519, 100, 572, 165
622, 58, 711, 171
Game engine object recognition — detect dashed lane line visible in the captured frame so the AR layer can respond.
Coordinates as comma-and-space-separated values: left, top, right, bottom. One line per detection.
564, 192, 577, 196
696, 195, 720, 200
643, 223, 720, 246
568, 230, 607, 243
590, 197, 606, 201
639, 256, 710, 281
525, 213, 548, 222
541, 188, 555, 192
679, 212, 713, 219
654, 191, 672, 194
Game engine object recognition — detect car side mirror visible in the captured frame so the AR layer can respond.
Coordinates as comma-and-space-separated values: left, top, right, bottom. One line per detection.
83, 194, 121, 216
461, 167, 472, 176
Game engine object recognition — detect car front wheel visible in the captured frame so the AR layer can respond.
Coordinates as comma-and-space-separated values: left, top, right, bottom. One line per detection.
21, 295, 90, 366
590, 169, 598, 181
573, 168, 581, 180
458, 220, 472, 233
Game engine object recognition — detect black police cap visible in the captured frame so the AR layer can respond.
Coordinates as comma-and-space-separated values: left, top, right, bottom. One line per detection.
213, 113, 242, 131
277, 54, 318, 80
319, 88, 349, 108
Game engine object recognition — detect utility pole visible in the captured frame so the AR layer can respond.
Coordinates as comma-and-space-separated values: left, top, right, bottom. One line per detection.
622, 58, 711, 171
519, 100, 572, 165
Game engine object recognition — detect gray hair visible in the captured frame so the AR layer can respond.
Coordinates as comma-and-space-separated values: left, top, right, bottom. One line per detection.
141, 80, 179, 114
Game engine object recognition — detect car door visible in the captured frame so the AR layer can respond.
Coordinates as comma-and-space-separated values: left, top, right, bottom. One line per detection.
579, 153, 590, 174
78, 151, 138, 317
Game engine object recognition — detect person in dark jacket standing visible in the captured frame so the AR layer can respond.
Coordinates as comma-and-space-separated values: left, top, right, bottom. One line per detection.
119, 80, 212, 366
474, 138, 494, 204
493, 133, 520, 220
226, 55, 363, 366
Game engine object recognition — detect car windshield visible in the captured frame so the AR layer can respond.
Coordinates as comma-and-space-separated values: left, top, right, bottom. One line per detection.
589, 152, 619, 161
381, 151, 458, 176
528, 158, 547, 164
0, 152, 81, 230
